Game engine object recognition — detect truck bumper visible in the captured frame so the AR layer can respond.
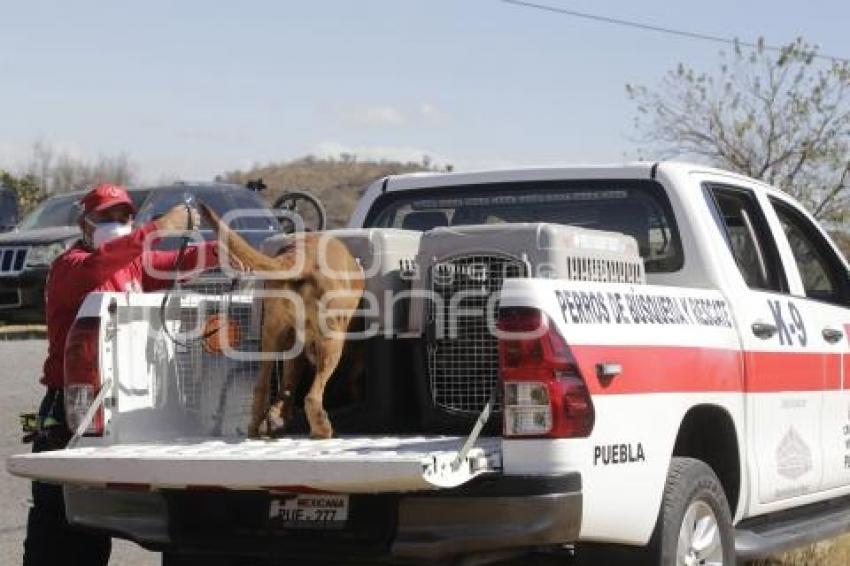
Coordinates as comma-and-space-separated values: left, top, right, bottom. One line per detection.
0, 268, 46, 311
64, 473, 582, 562
392, 474, 582, 559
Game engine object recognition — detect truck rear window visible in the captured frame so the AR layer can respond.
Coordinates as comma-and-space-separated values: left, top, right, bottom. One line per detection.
365, 179, 683, 272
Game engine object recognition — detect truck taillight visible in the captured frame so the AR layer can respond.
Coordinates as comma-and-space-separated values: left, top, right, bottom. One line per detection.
498, 307, 594, 438
64, 317, 103, 436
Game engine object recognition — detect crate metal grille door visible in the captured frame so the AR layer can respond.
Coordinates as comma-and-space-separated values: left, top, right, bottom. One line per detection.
169, 280, 261, 436
426, 254, 527, 415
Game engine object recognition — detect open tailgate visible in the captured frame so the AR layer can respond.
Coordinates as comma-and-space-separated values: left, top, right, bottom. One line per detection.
7, 436, 501, 493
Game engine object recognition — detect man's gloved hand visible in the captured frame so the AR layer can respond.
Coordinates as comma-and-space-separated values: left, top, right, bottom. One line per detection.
154, 204, 201, 233
21, 413, 38, 444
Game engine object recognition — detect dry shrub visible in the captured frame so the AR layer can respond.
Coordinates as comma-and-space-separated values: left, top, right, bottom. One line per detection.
749, 536, 850, 565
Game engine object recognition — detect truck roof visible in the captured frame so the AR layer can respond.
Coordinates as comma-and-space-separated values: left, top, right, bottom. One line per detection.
349, 161, 784, 228
384, 162, 656, 191
382, 161, 776, 191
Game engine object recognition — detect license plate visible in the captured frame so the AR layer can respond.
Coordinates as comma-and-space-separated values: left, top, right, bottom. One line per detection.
269, 494, 349, 529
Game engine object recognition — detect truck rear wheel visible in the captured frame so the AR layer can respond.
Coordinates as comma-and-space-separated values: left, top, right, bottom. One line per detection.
576, 457, 734, 566
649, 456, 735, 565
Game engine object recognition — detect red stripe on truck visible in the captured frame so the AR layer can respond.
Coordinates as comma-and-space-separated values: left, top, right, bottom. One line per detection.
572, 345, 841, 394
745, 351, 831, 392
824, 352, 842, 391
574, 344, 741, 395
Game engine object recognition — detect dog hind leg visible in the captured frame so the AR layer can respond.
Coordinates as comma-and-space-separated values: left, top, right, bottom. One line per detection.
249, 325, 287, 438
272, 351, 307, 434
304, 338, 345, 439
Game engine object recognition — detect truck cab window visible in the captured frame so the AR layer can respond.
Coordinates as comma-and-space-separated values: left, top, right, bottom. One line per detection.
707, 186, 786, 292
367, 180, 683, 273
770, 197, 850, 306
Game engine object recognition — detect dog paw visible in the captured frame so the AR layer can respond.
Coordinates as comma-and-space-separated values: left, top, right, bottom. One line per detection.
265, 416, 287, 437
256, 401, 288, 438
309, 413, 333, 439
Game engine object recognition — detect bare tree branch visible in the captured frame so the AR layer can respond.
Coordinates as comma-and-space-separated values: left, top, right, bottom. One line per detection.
628, 37, 850, 221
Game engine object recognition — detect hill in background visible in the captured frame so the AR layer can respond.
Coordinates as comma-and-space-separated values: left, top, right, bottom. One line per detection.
220, 155, 436, 228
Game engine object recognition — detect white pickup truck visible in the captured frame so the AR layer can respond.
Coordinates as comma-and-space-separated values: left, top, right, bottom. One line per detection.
9, 162, 850, 565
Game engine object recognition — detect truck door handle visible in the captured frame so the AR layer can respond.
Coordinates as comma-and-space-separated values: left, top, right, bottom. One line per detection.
751, 322, 777, 339
596, 362, 622, 380
822, 327, 844, 344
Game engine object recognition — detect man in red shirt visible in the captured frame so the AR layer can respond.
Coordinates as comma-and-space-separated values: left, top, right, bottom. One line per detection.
24, 183, 221, 566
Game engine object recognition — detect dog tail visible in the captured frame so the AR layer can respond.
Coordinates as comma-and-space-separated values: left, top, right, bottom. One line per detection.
198, 202, 284, 273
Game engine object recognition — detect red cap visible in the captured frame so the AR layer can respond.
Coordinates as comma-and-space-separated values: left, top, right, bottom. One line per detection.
79, 183, 135, 215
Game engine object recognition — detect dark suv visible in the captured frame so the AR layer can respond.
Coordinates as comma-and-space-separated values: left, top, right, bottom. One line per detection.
0, 183, 278, 321
0, 189, 150, 320
133, 183, 280, 293
0, 186, 19, 232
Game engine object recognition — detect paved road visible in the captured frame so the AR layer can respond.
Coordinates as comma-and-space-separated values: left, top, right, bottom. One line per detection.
0, 340, 158, 566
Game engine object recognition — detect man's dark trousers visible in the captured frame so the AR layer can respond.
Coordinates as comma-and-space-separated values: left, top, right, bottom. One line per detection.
22, 389, 111, 566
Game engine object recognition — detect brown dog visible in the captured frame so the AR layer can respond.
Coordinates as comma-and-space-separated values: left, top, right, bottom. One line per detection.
199, 204, 364, 439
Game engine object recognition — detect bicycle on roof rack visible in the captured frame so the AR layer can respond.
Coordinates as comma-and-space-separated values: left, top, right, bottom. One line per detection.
245, 178, 327, 233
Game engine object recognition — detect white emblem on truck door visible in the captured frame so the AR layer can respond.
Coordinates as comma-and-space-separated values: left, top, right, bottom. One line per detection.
776, 427, 813, 480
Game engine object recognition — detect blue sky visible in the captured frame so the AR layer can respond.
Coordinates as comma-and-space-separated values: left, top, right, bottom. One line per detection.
1, 0, 848, 183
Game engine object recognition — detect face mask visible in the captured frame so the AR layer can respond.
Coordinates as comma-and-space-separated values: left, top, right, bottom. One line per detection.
89, 221, 133, 248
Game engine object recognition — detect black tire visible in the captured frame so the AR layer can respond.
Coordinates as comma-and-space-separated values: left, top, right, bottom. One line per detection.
576, 457, 734, 566
272, 190, 327, 232
648, 457, 735, 565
